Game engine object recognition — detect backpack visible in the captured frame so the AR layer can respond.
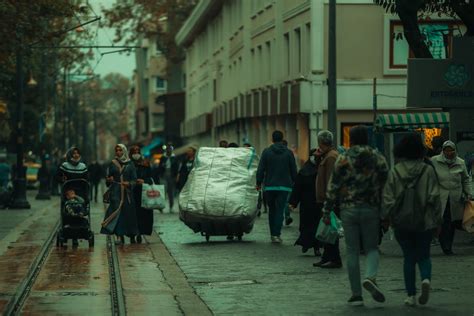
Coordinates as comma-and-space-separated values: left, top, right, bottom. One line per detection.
390, 164, 428, 232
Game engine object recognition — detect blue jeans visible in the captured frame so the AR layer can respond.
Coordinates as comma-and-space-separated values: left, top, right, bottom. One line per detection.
265, 191, 289, 237
395, 229, 432, 296
340, 205, 380, 296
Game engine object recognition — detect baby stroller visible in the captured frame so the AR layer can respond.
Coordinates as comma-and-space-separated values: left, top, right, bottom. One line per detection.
56, 179, 94, 247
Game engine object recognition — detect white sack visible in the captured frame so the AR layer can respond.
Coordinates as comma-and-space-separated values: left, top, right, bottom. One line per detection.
179, 147, 259, 217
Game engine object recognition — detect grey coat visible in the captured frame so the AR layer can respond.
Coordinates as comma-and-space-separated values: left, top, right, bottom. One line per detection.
431, 154, 472, 221
382, 160, 442, 231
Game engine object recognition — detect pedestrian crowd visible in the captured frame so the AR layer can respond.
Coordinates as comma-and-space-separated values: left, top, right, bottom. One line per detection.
256, 126, 472, 307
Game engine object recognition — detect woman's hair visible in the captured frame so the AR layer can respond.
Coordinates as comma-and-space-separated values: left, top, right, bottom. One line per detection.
393, 133, 426, 160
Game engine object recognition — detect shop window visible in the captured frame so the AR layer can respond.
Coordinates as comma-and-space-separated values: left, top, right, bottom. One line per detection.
341, 123, 384, 153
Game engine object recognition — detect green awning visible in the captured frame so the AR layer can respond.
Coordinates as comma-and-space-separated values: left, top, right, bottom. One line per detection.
375, 112, 449, 131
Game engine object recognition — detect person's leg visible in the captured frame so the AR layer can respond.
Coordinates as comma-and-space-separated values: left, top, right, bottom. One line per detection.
265, 191, 277, 237
165, 177, 174, 210
273, 191, 288, 237
395, 230, 417, 297
415, 230, 433, 304
439, 203, 455, 254
360, 207, 380, 281
341, 208, 362, 296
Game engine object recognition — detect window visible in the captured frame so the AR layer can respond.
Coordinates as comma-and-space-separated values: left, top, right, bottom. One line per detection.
257, 45, 263, 85
265, 41, 271, 81
213, 79, 217, 101
152, 113, 164, 130
305, 23, 311, 73
295, 28, 302, 74
284, 33, 290, 76
389, 20, 466, 69
155, 77, 166, 91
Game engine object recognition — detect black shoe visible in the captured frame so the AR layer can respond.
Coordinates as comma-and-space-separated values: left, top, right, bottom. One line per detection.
362, 278, 385, 303
226, 235, 234, 241
72, 239, 79, 247
130, 236, 136, 244
347, 295, 364, 306
320, 261, 343, 269
115, 236, 125, 245
313, 260, 328, 267
314, 248, 321, 257
302, 247, 309, 254
443, 249, 454, 255
285, 217, 293, 226
136, 235, 142, 244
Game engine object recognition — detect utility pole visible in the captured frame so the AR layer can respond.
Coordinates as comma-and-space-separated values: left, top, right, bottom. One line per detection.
10, 33, 31, 209
328, 0, 337, 143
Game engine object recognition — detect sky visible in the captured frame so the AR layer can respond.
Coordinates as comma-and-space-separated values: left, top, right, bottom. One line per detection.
86, 0, 136, 79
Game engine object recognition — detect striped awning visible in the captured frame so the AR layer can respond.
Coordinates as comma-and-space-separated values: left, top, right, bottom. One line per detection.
375, 112, 449, 131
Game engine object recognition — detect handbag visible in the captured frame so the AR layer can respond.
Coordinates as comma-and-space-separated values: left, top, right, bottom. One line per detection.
141, 180, 166, 210
463, 200, 474, 233
315, 211, 341, 244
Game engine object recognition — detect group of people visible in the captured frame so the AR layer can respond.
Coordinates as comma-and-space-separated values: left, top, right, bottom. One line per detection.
55, 143, 197, 246
256, 126, 472, 307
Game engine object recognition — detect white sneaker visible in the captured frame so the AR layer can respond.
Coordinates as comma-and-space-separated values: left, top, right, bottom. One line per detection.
271, 236, 282, 243
418, 279, 430, 305
404, 296, 416, 307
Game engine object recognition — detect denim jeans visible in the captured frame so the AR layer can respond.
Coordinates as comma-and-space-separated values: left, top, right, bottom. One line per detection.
395, 229, 432, 296
340, 205, 380, 296
265, 191, 289, 237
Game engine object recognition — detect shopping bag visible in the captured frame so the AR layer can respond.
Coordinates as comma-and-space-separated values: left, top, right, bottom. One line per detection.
141, 181, 166, 210
316, 212, 340, 244
463, 200, 474, 233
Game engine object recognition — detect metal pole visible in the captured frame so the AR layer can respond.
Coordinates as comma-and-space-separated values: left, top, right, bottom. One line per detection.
63, 67, 67, 151
11, 39, 31, 209
372, 78, 378, 148
328, 0, 337, 143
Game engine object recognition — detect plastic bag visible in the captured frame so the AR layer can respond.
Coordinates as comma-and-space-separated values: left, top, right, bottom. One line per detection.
463, 201, 474, 233
141, 182, 166, 210
316, 212, 340, 244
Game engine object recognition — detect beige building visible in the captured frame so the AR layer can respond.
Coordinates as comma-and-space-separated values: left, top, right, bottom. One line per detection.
176, 0, 459, 162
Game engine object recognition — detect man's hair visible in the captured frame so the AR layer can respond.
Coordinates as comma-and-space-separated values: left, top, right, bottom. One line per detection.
219, 140, 228, 148
317, 130, 333, 146
393, 133, 426, 160
228, 142, 239, 148
349, 125, 369, 146
272, 130, 284, 143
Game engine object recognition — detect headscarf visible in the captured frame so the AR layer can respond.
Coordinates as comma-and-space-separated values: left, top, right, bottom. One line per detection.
442, 140, 457, 164
115, 144, 130, 164
66, 147, 81, 166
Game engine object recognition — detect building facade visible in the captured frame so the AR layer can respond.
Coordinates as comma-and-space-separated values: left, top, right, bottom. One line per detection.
176, 0, 460, 162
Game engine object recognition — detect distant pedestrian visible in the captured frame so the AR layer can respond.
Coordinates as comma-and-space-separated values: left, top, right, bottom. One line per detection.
158, 144, 179, 212
383, 133, 442, 306
325, 125, 389, 305
101, 144, 139, 244
243, 142, 252, 148
228, 142, 239, 148
219, 140, 228, 148
0, 158, 11, 191
431, 140, 472, 255
177, 146, 196, 192
281, 140, 293, 226
289, 148, 322, 256
88, 161, 104, 202
256, 130, 297, 243
130, 145, 154, 243
313, 130, 342, 269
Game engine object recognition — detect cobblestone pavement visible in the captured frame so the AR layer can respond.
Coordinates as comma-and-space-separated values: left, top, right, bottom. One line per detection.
156, 210, 474, 316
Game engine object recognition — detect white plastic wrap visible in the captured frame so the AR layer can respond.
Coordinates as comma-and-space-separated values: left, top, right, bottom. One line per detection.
179, 147, 259, 217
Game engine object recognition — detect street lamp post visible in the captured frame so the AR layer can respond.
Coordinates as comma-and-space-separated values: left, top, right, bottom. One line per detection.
10, 39, 31, 209
328, 0, 337, 142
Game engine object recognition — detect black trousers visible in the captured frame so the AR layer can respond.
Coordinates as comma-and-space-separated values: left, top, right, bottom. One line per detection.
439, 201, 463, 253
316, 203, 341, 263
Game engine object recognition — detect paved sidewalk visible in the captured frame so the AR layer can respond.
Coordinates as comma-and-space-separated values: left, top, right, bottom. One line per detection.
155, 211, 474, 316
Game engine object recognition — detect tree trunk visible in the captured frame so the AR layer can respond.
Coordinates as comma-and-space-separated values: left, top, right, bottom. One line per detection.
396, 0, 433, 58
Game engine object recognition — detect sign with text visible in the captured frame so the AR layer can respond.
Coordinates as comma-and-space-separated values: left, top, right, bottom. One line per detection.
407, 38, 474, 108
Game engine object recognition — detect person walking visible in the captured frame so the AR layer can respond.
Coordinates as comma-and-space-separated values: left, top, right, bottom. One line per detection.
431, 140, 472, 255
101, 144, 139, 244
56, 147, 89, 247
313, 130, 342, 268
130, 145, 154, 243
0, 158, 11, 191
158, 144, 179, 212
324, 126, 389, 305
256, 130, 297, 243
289, 148, 322, 256
383, 133, 442, 306
88, 161, 104, 203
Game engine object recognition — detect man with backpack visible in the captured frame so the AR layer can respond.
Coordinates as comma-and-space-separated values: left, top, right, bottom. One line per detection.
383, 133, 442, 307
323, 125, 388, 306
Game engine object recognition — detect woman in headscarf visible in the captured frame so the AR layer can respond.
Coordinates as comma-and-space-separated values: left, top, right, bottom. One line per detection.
100, 144, 139, 244
55, 147, 88, 247
129, 145, 154, 243
431, 140, 472, 255
289, 148, 322, 256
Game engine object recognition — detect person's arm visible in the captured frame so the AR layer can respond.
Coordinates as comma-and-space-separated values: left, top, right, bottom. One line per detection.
426, 168, 443, 226
289, 152, 297, 183
288, 174, 302, 208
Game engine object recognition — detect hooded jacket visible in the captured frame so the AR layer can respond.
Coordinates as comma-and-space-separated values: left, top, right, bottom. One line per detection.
256, 142, 297, 191
382, 160, 442, 231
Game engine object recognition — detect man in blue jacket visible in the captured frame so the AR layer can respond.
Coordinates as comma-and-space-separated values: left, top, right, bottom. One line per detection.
256, 130, 297, 243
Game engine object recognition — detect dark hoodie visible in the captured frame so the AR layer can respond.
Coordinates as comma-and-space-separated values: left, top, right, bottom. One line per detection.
256, 142, 297, 191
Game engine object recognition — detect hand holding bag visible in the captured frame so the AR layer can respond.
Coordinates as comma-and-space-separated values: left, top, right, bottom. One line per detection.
141, 179, 166, 210
463, 200, 474, 233
316, 211, 341, 244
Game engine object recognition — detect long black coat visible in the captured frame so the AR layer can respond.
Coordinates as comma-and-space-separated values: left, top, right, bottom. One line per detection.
289, 162, 320, 250
133, 162, 154, 235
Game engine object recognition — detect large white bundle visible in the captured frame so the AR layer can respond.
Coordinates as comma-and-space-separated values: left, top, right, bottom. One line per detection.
179, 147, 259, 217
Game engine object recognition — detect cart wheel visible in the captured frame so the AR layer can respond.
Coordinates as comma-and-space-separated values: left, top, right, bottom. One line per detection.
205, 234, 210, 242
89, 235, 95, 247
237, 235, 243, 241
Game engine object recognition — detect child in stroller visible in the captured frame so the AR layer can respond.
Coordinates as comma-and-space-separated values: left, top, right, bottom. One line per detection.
65, 189, 86, 217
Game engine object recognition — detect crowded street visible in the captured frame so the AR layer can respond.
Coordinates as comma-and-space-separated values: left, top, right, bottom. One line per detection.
0, 192, 473, 315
